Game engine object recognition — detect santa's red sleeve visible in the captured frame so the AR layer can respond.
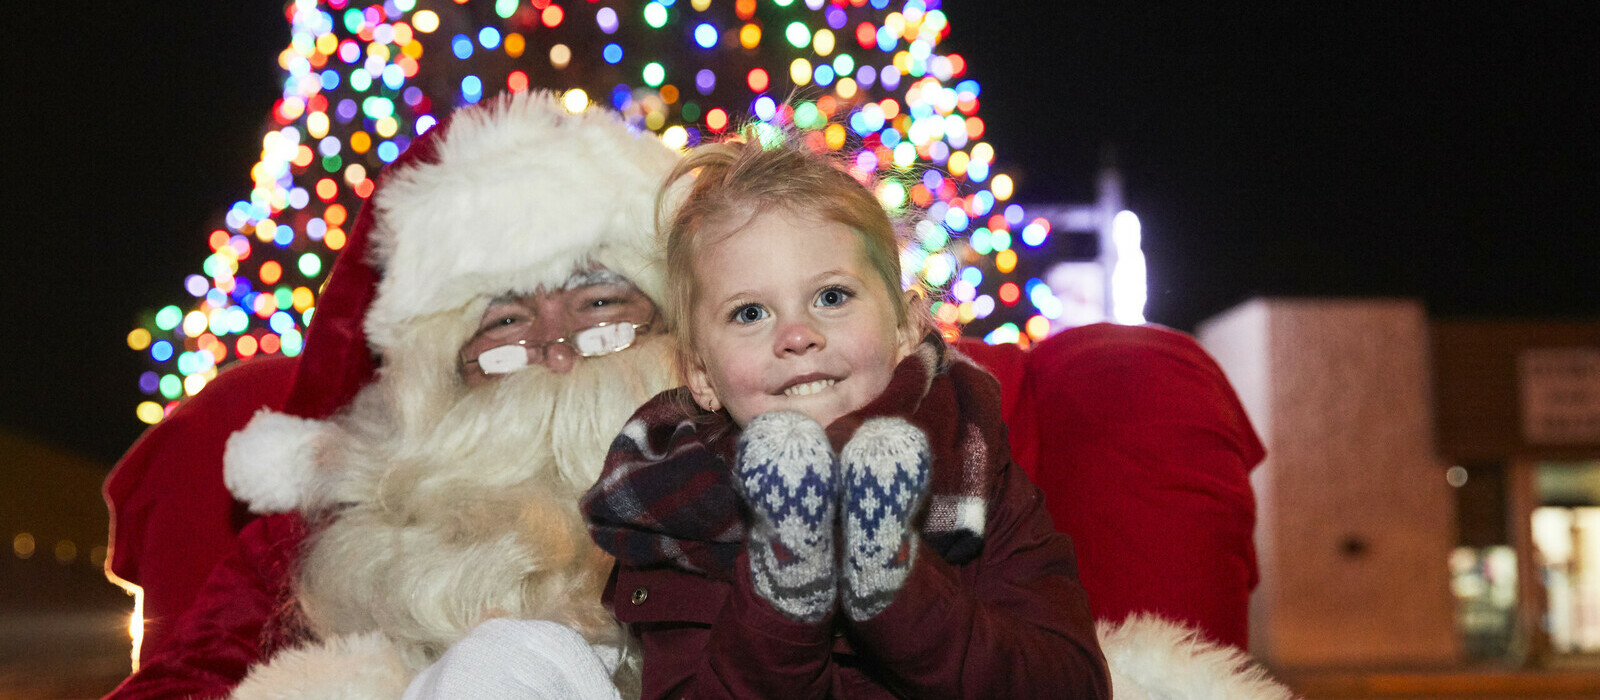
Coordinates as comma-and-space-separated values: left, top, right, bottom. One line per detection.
103, 355, 298, 662
102, 511, 306, 699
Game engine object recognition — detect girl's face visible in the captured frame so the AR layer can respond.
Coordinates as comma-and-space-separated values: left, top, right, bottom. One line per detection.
685, 208, 916, 428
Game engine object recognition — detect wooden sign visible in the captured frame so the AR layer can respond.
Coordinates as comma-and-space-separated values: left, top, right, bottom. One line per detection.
1519, 347, 1600, 445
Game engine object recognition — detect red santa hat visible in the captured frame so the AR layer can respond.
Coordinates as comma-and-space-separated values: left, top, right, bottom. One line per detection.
224, 91, 679, 513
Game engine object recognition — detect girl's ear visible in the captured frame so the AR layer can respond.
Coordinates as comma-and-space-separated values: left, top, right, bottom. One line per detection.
896, 287, 924, 358
685, 357, 722, 413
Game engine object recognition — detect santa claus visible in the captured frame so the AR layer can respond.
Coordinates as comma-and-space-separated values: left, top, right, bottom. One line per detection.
107, 91, 679, 699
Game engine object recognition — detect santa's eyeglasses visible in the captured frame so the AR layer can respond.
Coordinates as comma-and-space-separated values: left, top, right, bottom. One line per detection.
462, 321, 651, 375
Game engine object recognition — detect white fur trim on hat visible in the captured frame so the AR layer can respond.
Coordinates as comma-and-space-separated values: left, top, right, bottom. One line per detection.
1098, 614, 1294, 700
364, 90, 679, 354
223, 408, 328, 514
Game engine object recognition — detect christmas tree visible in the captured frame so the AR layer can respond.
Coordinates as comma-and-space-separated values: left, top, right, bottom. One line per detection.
127, 0, 1107, 425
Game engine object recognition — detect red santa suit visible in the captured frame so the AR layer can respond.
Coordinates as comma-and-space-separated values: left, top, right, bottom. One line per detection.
104, 90, 681, 699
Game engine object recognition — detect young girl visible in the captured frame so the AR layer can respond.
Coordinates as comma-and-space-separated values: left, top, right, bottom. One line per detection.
583, 129, 1111, 699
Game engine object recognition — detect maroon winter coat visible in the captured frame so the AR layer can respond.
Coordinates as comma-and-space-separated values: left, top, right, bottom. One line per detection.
592, 350, 1112, 700
609, 454, 1111, 699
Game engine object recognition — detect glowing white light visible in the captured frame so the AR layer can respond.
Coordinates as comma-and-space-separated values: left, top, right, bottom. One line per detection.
562, 89, 589, 113
128, 588, 144, 665
660, 125, 689, 150
1110, 210, 1147, 325
182, 310, 208, 337
105, 573, 146, 673
184, 373, 209, 396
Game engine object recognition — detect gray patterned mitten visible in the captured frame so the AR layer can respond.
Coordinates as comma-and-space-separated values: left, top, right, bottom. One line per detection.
839, 417, 931, 621
736, 411, 839, 623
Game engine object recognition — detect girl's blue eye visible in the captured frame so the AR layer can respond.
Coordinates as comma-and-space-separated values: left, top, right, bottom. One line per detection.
732, 305, 768, 324
816, 287, 851, 307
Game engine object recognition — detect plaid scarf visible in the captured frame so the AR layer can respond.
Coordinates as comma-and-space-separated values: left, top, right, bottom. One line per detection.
582, 337, 1008, 580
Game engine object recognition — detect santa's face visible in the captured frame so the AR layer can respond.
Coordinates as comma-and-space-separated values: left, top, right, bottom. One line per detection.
459, 271, 659, 385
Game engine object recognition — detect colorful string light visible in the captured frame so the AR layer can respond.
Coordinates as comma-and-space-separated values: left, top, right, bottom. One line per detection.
131, 0, 1066, 424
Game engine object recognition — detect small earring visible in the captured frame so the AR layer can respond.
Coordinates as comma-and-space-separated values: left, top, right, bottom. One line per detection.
703, 397, 721, 412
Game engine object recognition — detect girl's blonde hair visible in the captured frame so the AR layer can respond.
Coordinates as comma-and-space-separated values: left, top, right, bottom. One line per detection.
657, 127, 920, 363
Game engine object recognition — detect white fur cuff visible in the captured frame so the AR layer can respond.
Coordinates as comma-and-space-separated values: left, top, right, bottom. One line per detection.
224, 408, 327, 514
231, 632, 411, 700
1098, 614, 1295, 700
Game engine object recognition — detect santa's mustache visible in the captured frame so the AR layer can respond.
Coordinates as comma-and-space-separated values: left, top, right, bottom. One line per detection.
318, 333, 679, 519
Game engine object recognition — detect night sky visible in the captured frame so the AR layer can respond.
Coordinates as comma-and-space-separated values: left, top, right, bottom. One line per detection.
2, 2, 1595, 464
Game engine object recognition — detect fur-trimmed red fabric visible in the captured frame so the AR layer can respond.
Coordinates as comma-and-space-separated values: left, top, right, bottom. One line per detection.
103, 355, 298, 662
958, 323, 1264, 650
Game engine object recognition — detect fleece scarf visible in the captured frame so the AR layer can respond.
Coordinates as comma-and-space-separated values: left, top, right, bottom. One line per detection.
582, 338, 1008, 580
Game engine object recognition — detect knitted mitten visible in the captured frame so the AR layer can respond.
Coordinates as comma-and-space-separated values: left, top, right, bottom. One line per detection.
839, 417, 931, 621
735, 411, 839, 623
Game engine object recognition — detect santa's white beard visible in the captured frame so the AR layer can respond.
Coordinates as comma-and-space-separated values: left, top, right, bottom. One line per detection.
295, 334, 677, 670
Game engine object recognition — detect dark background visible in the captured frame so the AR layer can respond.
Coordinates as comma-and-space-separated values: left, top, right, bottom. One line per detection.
2, 2, 1596, 464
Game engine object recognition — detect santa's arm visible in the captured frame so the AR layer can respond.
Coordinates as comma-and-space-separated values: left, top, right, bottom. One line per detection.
398, 619, 622, 700
103, 513, 305, 700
